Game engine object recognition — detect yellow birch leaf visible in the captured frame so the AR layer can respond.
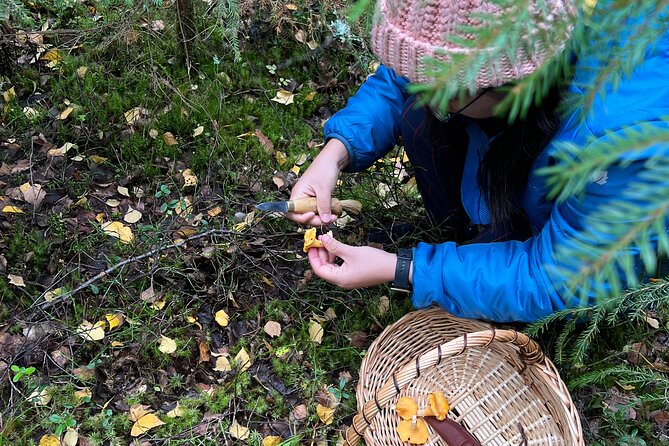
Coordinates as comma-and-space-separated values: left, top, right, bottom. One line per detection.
3, 87, 16, 102
8, 274, 25, 287
316, 404, 335, 425
130, 413, 165, 437
44, 288, 65, 302
62, 428, 79, 446
174, 197, 192, 216
111, 341, 124, 347
48, 142, 76, 157
275, 151, 287, 165
124, 107, 143, 125
105, 313, 124, 330
295, 153, 308, 165
89, 155, 108, 164
284, 3, 298, 10
58, 106, 74, 120
151, 298, 166, 310
290, 165, 300, 175
229, 420, 250, 440
182, 169, 198, 188
305, 91, 317, 101
105, 199, 121, 207
76, 66, 88, 78
39, 434, 60, 446
28, 387, 52, 405
163, 132, 178, 146
2, 205, 24, 214
124, 208, 142, 224
234, 347, 252, 372
95, 213, 105, 223
213, 356, 232, 372
208, 206, 222, 217
271, 89, 295, 105
101, 221, 134, 244
263, 436, 282, 446
117, 186, 131, 197
167, 402, 185, 418
193, 126, 204, 137
129, 404, 153, 422
74, 388, 92, 404
309, 320, 324, 344
77, 320, 105, 341
215, 309, 229, 327
158, 335, 177, 354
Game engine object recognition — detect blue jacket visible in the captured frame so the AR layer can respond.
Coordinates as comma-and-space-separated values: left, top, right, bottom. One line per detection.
323, 19, 669, 322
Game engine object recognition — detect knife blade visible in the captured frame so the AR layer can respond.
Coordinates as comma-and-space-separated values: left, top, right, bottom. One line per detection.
255, 197, 361, 215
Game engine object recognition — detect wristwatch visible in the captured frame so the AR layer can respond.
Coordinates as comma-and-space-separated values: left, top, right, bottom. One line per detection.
391, 248, 413, 293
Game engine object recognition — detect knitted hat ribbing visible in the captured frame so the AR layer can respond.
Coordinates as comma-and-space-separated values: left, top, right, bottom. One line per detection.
370, 0, 575, 89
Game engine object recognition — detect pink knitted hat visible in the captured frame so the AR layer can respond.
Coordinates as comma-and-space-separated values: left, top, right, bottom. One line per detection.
371, 0, 575, 89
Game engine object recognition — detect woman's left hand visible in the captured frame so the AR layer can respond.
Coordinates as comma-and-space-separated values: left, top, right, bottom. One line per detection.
307, 234, 398, 289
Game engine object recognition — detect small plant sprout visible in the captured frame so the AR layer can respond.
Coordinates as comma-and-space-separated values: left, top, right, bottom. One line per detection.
10, 365, 36, 382
328, 376, 350, 402
49, 413, 77, 436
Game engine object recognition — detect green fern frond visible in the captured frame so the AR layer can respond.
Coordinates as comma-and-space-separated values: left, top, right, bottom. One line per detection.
569, 364, 669, 390
213, 0, 241, 62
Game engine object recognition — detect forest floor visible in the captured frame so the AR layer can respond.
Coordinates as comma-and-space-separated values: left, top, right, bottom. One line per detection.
1, 1, 668, 445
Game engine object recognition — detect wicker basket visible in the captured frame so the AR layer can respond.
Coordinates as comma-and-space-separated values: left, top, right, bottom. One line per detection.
346, 307, 583, 446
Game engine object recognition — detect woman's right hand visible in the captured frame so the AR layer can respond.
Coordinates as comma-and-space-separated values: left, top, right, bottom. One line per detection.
288, 138, 350, 226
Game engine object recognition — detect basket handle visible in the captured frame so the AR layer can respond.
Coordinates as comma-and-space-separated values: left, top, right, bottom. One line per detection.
344, 328, 544, 446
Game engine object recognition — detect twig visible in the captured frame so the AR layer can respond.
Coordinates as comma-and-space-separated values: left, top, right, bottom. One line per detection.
36, 228, 234, 310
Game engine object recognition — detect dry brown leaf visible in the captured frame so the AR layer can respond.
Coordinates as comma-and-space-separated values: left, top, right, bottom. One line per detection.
264, 321, 281, 338
48, 142, 76, 157
129, 404, 153, 422
234, 347, 251, 372
74, 388, 92, 404
295, 29, 306, 43
28, 387, 52, 405
198, 339, 210, 363
77, 320, 105, 341
215, 309, 229, 327
255, 129, 274, 154
130, 413, 165, 437
306, 40, 318, 50
377, 295, 390, 316
58, 106, 74, 120
295, 153, 308, 165
208, 206, 222, 217
316, 404, 335, 425
182, 169, 198, 188
272, 176, 285, 188
124, 107, 143, 125
163, 132, 178, 146
284, 3, 298, 10
124, 208, 142, 224
19, 182, 46, 207
76, 66, 88, 78
229, 420, 250, 440
309, 320, 324, 344
149, 128, 158, 139
158, 335, 177, 354
290, 404, 308, 421
193, 126, 204, 137
8, 274, 25, 287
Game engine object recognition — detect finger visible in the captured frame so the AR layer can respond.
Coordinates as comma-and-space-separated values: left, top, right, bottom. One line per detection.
316, 193, 333, 224
320, 234, 348, 258
318, 246, 329, 265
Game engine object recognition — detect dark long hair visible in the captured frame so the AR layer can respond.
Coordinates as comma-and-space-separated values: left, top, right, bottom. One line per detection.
477, 87, 562, 231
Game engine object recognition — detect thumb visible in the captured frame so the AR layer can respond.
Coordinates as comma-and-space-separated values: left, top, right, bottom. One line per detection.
316, 194, 333, 224
321, 234, 347, 257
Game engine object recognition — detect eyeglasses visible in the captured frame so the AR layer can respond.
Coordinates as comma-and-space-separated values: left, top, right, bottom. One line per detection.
431, 89, 489, 122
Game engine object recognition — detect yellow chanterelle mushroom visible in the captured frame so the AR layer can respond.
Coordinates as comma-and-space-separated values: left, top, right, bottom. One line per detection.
397, 418, 430, 444
303, 227, 324, 252
395, 393, 451, 444
420, 392, 450, 421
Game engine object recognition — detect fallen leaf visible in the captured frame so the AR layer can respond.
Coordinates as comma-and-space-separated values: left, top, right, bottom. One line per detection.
167, 402, 185, 418
158, 335, 177, 354
317, 404, 335, 425
28, 387, 52, 405
378, 295, 390, 316
130, 413, 165, 437
263, 436, 281, 446
101, 221, 134, 243
229, 420, 250, 440
8, 274, 25, 287
174, 196, 192, 216
38, 434, 60, 446
255, 129, 274, 154
295, 29, 306, 43
295, 153, 308, 165
271, 89, 295, 105
105, 313, 124, 330
152, 299, 166, 310
77, 320, 105, 341
163, 132, 178, 146
19, 183, 46, 207
234, 347, 251, 372
275, 151, 287, 165
290, 165, 300, 175
213, 356, 232, 372
208, 206, 222, 217
198, 340, 210, 363
290, 404, 308, 421
48, 141, 76, 157
89, 155, 108, 164
309, 320, 324, 344
284, 3, 298, 10
105, 199, 121, 207
149, 128, 158, 139
124, 208, 142, 224
264, 321, 281, 338
193, 126, 204, 137
325, 307, 337, 320
645, 315, 660, 329
76, 66, 88, 78
2, 205, 24, 214
129, 404, 153, 422
62, 428, 78, 446
215, 309, 229, 327
74, 388, 92, 404
272, 176, 285, 188
117, 186, 131, 197
150, 20, 165, 31
58, 106, 74, 120
124, 107, 143, 125
182, 169, 198, 188
306, 40, 318, 50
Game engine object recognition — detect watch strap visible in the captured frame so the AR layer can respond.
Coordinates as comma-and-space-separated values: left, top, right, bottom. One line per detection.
391, 248, 412, 292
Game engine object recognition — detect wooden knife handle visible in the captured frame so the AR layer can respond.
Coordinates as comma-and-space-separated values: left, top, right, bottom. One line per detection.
290, 197, 343, 214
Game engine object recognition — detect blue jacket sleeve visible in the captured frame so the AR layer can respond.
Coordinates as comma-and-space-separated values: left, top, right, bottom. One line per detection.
323, 65, 410, 172
410, 138, 668, 323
